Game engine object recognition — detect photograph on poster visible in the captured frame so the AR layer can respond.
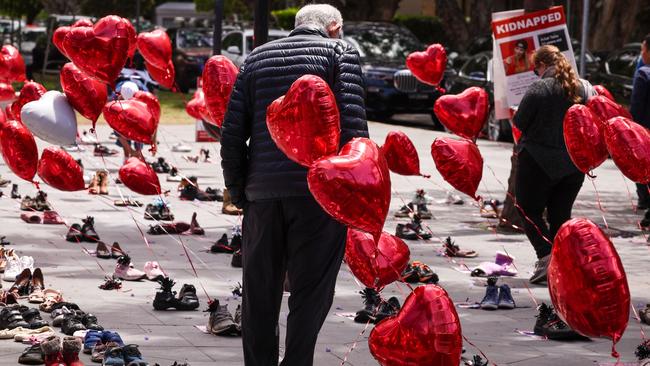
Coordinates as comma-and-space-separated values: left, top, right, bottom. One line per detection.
500, 37, 535, 76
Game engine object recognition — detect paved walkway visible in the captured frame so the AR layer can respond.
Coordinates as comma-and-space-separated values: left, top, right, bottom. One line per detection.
0, 121, 648, 365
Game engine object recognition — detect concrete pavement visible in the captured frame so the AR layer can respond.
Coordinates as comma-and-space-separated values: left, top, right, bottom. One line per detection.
0, 118, 648, 365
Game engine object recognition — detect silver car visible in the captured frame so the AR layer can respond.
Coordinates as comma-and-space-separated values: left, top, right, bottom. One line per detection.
221, 29, 290, 67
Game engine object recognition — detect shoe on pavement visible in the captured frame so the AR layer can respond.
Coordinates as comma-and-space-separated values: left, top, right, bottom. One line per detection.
354, 288, 381, 324
114, 255, 146, 281
530, 254, 550, 284
95, 242, 111, 259
412, 261, 438, 284
400, 263, 420, 283
533, 303, 587, 340
210, 234, 233, 253
206, 300, 239, 336
102, 345, 125, 366
19, 343, 45, 365
167, 167, 182, 182
62, 336, 84, 366
479, 278, 499, 310
443, 236, 478, 258
639, 304, 650, 325
190, 212, 205, 235
42, 211, 65, 225
93, 144, 118, 157
122, 344, 148, 365
12, 184, 21, 199
374, 297, 400, 324
231, 250, 242, 268
498, 284, 516, 309
81, 216, 100, 242
171, 143, 192, 152
222, 189, 243, 215
21, 213, 42, 224
66, 224, 83, 243
143, 261, 165, 281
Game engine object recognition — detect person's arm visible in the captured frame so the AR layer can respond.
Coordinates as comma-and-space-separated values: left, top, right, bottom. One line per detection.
630, 69, 649, 127
333, 43, 368, 144
220, 64, 251, 208
513, 81, 542, 133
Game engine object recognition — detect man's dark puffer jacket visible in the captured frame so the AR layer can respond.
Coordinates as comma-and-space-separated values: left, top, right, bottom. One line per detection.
220, 25, 369, 207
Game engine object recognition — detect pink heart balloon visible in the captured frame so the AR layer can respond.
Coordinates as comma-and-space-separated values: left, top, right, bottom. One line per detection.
604, 116, 650, 184
266, 75, 340, 167
145, 60, 175, 90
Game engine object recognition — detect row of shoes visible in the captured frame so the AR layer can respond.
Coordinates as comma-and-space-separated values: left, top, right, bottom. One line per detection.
19, 335, 85, 365
147, 213, 204, 235
1, 304, 49, 330
21, 191, 52, 212
88, 171, 110, 195
478, 278, 515, 310
206, 300, 241, 336
153, 277, 200, 311
354, 288, 401, 324
210, 232, 243, 268
114, 255, 165, 282
66, 217, 100, 243
21, 211, 65, 225
401, 261, 439, 284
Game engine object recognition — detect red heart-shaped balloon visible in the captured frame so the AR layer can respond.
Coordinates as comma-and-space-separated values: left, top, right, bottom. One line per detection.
369, 285, 462, 366
0, 82, 15, 101
119, 157, 161, 195
11, 81, 46, 122
563, 104, 608, 174
308, 138, 391, 238
345, 229, 410, 288
593, 85, 614, 101
60, 62, 108, 125
267, 75, 340, 167
53, 19, 94, 58
406, 44, 447, 86
548, 218, 629, 357
37, 147, 85, 191
202, 55, 239, 127
0, 120, 38, 182
61, 15, 134, 85
587, 95, 632, 129
186, 90, 207, 121
5, 104, 14, 121
0, 45, 26, 82
145, 60, 175, 90
431, 138, 483, 200
133, 91, 161, 123
434, 87, 489, 140
0, 107, 7, 132
137, 29, 172, 69
382, 131, 421, 176
103, 100, 157, 144
604, 116, 650, 184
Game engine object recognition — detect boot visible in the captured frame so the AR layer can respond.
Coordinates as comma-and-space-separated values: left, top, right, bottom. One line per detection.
11, 184, 20, 199
81, 216, 100, 242
62, 336, 84, 366
88, 173, 100, 195
41, 335, 66, 366
222, 189, 243, 216
97, 171, 109, 195
190, 212, 205, 235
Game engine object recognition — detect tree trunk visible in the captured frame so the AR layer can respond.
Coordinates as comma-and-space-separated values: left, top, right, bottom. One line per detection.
587, 0, 643, 51
435, 0, 470, 50
468, 0, 495, 40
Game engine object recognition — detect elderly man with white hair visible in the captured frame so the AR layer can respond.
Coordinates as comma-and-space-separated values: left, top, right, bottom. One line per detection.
220, 3, 368, 366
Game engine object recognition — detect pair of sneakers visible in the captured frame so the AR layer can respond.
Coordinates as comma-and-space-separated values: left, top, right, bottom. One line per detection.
153, 277, 200, 311
479, 278, 515, 310
102, 344, 147, 366
354, 288, 401, 324
206, 300, 241, 336
114, 255, 164, 281
83, 330, 124, 354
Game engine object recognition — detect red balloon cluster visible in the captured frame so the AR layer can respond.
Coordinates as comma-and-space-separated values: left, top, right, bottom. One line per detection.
37, 147, 85, 191
381, 131, 422, 176
593, 85, 614, 101
60, 62, 107, 125
308, 138, 391, 239
119, 157, 161, 195
434, 87, 489, 141
0, 120, 38, 182
267, 75, 340, 167
0, 82, 15, 101
604, 116, 650, 184
586, 95, 632, 129
369, 285, 462, 366
563, 105, 608, 174
103, 99, 158, 144
345, 229, 410, 289
431, 138, 483, 200
58, 15, 135, 85
548, 218, 629, 357
406, 44, 447, 86
202, 56, 239, 127
10, 81, 47, 122
0, 45, 27, 82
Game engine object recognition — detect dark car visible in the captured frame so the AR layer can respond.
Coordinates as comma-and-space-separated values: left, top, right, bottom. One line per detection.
167, 27, 214, 93
591, 43, 641, 105
343, 22, 446, 127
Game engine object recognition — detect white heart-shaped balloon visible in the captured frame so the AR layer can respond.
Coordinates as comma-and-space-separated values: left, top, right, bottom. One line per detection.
21, 90, 78, 146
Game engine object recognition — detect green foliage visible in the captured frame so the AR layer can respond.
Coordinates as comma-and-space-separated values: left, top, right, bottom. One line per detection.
0, 0, 43, 23
271, 7, 298, 30
392, 14, 447, 46
78, 0, 156, 18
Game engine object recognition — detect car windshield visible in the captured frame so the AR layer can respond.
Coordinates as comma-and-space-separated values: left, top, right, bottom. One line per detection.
344, 25, 423, 62
22, 31, 43, 42
178, 29, 213, 48
245, 35, 286, 52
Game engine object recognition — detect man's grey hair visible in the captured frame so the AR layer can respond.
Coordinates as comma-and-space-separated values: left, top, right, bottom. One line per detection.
295, 4, 343, 30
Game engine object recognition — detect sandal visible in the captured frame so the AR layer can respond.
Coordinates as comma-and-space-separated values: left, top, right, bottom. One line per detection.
0, 290, 18, 305
443, 236, 478, 258
39, 289, 63, 312
28, 268, 45, 304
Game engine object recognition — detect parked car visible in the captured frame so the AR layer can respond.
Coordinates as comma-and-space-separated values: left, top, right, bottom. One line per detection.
167, 27, 213, 93
221, 29, 290, 67
590, 43, 641, 105
343, 21, 449, 127
19, 26, 46, 68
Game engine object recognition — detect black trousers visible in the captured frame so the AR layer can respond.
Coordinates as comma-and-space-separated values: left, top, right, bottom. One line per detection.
515, 149, 585, 259
636, 183, 650, 207
241, 197, 347, 366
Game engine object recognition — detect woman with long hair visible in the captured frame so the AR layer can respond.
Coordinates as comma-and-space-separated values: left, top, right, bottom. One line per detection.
513, 45, 594, 285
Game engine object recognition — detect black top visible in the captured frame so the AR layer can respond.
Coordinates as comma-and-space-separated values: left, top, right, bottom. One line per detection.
631, 65, 650, 128
220, 26, 369, 206
514, 67, 586, 180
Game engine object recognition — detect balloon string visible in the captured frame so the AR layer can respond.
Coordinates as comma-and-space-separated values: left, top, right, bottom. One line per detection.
462, 334, 498, 366
630, 303, 648, 341
620, 173, 650, 242
588, 176, 609, 230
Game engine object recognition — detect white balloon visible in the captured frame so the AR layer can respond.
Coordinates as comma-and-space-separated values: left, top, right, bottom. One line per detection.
120, 82, 139, 100
21, 91, 78, 146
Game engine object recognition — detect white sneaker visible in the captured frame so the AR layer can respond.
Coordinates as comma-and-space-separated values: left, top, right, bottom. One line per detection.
445, 192, 464, 205
78, 132, 98, 145
3, 257, 22, 282
20, 256, 34, 273
172, 143, 192, 152
63, 145, 85, 152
